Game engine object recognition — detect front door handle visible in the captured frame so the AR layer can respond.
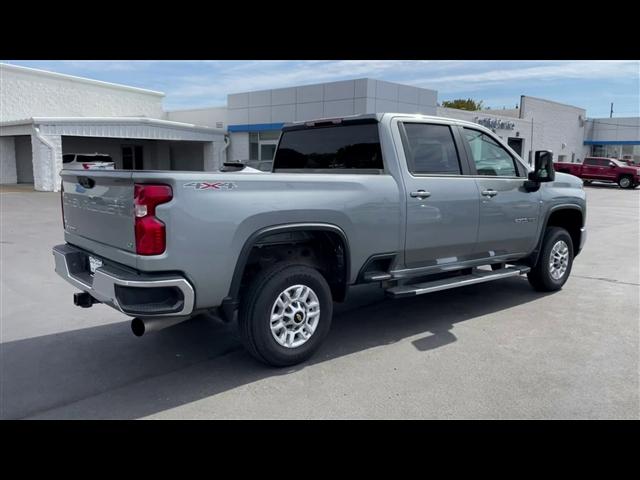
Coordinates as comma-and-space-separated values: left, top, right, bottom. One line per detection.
410, 190, 431, 199
481, 189, 498, 198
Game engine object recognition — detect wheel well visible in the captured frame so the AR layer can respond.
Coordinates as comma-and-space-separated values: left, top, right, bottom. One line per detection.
546, 208, 583, 252
237, 229, 349, 303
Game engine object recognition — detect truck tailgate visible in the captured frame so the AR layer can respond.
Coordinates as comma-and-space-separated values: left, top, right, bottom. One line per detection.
61, 170, 136, 253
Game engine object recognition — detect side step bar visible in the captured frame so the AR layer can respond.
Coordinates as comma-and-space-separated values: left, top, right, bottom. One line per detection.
385, 265, 531, 299
363, 271, 392, 282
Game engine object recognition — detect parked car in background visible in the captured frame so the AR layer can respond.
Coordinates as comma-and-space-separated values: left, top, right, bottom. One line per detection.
555, 156, 640, 189
63, 153, 115, 170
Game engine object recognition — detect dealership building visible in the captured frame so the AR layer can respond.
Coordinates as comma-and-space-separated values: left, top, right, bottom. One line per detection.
1, 63, 639, 191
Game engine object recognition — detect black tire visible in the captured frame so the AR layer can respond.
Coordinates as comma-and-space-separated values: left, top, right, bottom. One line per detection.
527, 227, 574, 292
238, 262, 333, 367
618, 175, 633, 189
583, 180, 592, 185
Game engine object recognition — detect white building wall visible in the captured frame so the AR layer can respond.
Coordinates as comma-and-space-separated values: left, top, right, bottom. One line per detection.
229, 132, 249, 162
585, 117, 640, 142
0, 63, 164, 122
0, 137, 17, 184
166, 107, 227, 130
31, 133, 62, 192
520, 96, 586, 163
203, 142, 220, 171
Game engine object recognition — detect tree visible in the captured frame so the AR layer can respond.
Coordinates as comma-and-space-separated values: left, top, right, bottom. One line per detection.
441, 98, 484, 111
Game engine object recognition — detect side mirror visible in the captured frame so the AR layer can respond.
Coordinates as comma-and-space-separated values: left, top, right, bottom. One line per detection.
528, 150, 555, 183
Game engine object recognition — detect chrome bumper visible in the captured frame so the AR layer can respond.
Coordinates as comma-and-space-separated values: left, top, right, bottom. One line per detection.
53, 244, 195, 317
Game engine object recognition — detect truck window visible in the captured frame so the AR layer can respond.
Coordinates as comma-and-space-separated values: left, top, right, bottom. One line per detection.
584, 158, 599, 166
462, 128, 519, 177
273, 123, 383, 172
400, 123, 462, 175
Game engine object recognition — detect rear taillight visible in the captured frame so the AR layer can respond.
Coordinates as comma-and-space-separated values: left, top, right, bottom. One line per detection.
134, 184, 172, 255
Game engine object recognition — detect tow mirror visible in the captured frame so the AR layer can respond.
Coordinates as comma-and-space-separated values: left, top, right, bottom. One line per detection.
529, 150, 555, 183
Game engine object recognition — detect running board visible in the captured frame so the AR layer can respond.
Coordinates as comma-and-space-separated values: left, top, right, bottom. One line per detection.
363, 271, 393, 282
385, 265, 531, 299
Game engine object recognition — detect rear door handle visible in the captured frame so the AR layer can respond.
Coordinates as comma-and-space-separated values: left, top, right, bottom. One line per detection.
410, 190, 431, 199
481, 189, 498, 197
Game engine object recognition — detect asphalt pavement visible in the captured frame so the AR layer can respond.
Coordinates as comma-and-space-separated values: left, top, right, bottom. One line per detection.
0, 182, 638, 419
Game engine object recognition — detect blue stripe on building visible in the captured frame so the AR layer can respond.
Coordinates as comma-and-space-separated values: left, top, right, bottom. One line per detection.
228, 123, 285, 132
583, 140, 640, 145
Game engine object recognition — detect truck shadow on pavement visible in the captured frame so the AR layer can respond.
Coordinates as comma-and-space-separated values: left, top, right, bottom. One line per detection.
1, 277, 552, 419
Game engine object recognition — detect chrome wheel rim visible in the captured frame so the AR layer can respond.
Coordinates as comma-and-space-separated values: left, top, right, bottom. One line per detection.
270, 284, 320, 348
620, 177, 630, 188
549, 240, 569, 280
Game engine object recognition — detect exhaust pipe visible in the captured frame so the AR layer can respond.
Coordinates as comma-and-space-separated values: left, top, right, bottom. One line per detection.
131, 315, 191, 337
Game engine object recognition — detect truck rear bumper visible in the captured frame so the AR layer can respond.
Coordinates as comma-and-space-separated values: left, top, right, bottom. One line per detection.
53, 244, 195, 317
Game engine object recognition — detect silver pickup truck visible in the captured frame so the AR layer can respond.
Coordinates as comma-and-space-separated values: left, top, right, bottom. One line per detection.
53, 113, 587, 366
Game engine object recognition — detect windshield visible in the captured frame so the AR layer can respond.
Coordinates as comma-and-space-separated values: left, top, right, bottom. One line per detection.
610, 159, 627, 167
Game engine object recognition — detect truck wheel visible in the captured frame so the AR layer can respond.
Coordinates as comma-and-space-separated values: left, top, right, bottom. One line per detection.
527, 227, 574, 292
238, 262, 333, 367
618, 176, 633, 189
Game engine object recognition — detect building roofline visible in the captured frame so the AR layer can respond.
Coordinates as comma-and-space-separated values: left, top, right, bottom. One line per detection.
165, 105, 227, 113
0, 116, 225, 134
0, 63, 165, 97
587, 116, 640, 122
521, 95, 585, 112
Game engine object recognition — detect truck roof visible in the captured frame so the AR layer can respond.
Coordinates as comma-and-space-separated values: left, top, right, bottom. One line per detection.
282, 112, 496, 134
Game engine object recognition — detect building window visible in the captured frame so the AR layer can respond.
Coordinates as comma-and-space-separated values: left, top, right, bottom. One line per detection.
591, 145, 605, 157
248, 130, 281, 171
590, 144, 640, 164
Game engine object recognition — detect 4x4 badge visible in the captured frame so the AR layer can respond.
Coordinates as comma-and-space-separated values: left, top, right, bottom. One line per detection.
183, 182, 237, 190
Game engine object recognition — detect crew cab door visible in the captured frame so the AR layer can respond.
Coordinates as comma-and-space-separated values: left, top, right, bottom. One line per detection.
458, 126, 541, 257
582, 158, 604, 179
601, 159, 619, 181
394, 119, 480, 268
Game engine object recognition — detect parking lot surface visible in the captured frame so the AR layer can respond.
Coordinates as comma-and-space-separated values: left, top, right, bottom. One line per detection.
0, 183, 638, 419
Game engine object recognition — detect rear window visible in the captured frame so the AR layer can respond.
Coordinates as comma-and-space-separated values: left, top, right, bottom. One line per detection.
584, 158, 610, 166
401, 123, 462, 175
273, 123, 383, 172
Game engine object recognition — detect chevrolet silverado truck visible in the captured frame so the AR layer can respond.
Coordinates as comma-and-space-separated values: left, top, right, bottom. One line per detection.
53, 113, 587, 366
555, 156, 640, 189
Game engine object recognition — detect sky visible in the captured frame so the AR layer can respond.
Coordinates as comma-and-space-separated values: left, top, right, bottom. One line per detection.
4, 60, 639, 118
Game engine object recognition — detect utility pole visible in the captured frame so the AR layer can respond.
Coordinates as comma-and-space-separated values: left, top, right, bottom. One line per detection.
610, 103, 614, 118
529, 117, 534, 166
